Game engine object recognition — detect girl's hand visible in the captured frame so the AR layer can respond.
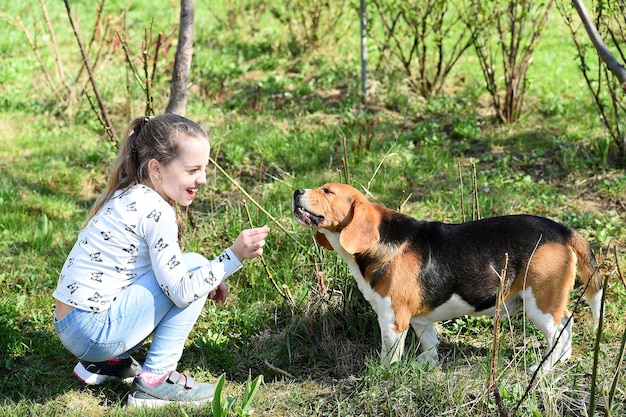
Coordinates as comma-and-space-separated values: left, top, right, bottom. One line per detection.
208, 282, 227, 303
230, 225, 270, 261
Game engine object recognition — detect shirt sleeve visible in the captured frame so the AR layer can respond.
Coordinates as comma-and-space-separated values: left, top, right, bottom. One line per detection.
139, 198, 242, 307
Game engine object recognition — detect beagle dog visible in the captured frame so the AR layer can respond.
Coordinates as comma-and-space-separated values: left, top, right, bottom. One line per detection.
292, 183, 603, 372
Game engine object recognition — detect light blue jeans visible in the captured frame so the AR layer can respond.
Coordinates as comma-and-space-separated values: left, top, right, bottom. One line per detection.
54, 252, 210, 374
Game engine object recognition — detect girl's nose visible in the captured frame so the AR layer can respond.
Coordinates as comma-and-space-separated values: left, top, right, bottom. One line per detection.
197, 170, 207, 185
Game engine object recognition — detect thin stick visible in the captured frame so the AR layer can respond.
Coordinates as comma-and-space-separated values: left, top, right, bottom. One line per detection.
608, 245, 625, 408
589, 273, 610, 416
458, 161, 466, 222
366, 143, 396, 191
486, 254, 509, 417
242, 201, 287, 301
209, 156, 303, 248
64, 0, 118, 145
39, 0, 70, 95
264, 360, 295, 379
118, 31, 144, 90
471, 161, 480, 220
151, 33, 164, 87
615, 243, 626, 289
341, 131, 350, 185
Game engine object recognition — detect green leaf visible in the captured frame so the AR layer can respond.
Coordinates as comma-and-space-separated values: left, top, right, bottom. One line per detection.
212, 373, 227, 417
240, 373, 263, 415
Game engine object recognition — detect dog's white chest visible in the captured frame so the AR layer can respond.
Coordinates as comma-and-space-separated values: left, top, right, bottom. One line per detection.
322, 231, 392, 315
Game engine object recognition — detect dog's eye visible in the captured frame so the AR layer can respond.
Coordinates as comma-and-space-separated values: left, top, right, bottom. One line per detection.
322, 188, 334, 195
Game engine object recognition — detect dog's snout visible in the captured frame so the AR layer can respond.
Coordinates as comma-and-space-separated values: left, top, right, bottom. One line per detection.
293, 189, 307, 206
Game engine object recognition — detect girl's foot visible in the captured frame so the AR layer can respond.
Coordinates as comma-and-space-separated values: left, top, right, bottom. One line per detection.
73, 357, 142, 385
127, 371, 215, 408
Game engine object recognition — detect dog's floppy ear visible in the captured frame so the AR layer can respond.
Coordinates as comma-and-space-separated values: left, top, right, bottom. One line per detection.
315, 231, 334, 250
340, 196, 379, 254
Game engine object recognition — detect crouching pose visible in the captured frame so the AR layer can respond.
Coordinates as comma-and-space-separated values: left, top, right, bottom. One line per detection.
53, 114, 269, 407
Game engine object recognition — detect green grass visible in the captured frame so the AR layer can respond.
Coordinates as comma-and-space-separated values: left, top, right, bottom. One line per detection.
1, 1, 625, 416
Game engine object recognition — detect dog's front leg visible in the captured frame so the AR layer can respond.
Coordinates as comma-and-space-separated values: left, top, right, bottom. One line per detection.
410, 320, 439, 369
379, 325, 408, 367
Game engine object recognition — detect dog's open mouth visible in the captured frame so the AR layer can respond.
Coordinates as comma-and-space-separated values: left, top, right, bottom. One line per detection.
293, 206, 324, 227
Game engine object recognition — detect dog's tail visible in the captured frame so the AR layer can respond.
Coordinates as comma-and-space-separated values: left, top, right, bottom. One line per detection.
570, 231, 603, 330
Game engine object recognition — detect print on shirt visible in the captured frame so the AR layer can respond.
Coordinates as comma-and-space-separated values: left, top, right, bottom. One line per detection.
203, 270, 218, 286
147, 209, 162, 222
54, 185, 243, 312
88, 292, 103, 305
123, 243, 139, 264
155, 238, 168, 251
90, 272, 104, 282
167, 255, 180, 270
218, 251, 231, 262
89, 252, 103, 262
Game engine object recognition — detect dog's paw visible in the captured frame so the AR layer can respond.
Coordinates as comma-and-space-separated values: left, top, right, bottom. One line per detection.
416, 349, 438, 370
528, 362, 554, 375
527, 363, 540, 374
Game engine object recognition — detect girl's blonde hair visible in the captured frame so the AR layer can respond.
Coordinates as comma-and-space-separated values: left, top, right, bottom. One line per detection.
87, 113, 208, 223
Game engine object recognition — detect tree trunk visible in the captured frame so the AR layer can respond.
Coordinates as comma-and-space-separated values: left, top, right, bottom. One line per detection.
360, 0, 367, 106
166, 0, 194, 116
571, 0, 626, 89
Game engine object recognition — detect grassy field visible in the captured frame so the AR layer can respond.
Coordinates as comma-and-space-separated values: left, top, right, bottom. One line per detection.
1, 1, 625, 416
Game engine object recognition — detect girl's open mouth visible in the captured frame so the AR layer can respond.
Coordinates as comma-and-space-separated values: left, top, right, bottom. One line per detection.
186, 188, 197, 198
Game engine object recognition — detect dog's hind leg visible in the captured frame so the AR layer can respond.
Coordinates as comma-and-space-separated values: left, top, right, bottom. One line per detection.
410, 319, 439, 369
522, 243, 577, 373
527, 313, 573, 374
524, 289, 573, 373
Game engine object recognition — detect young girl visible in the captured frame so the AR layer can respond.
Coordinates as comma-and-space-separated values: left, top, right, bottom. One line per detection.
53, 113, 270, 408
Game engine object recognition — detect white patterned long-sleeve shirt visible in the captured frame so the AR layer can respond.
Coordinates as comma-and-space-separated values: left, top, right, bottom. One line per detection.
53, 184, 242, 311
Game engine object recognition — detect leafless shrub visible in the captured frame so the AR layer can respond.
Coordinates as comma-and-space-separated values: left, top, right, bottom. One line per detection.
270, 0, 354, 56
368, 0, 476, 98
205, 0, 268, 39
556, 0, 626, 161
464, 0, 555, 124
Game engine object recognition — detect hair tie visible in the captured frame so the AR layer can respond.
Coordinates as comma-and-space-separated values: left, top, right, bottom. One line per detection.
140, 116, 151, 130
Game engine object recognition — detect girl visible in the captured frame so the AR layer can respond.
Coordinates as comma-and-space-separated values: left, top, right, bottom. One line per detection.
53, 113, 270, 408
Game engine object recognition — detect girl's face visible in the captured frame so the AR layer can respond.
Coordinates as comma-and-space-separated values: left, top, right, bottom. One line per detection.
150, 136, 210, 206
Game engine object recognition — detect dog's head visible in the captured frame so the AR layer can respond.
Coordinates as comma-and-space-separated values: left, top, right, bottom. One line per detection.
292, 183, 380, 254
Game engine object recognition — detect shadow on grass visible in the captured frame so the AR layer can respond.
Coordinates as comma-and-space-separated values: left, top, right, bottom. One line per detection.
0, 326, 86, 402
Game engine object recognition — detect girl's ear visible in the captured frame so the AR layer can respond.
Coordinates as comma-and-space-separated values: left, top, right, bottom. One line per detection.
147, 158, 162, 182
